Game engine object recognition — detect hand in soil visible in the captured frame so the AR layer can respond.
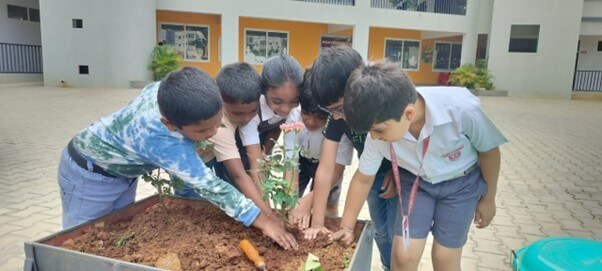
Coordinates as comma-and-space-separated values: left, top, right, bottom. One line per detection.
332, 228, 354, 247
254, 212, 298, 250
303, 226, 332, 240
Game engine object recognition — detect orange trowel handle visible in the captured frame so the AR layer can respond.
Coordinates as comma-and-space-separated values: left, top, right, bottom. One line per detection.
240, 239, 267, 270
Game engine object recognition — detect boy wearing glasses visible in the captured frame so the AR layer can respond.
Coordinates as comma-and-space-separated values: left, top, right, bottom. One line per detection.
303, 47, 398, 271
290, 69, 354, 227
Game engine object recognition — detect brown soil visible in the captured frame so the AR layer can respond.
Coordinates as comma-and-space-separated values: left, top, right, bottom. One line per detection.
66, 198, 364, 271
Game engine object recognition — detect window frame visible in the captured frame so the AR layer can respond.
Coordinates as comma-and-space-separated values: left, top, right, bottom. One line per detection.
383, 38, 422, 72
508, 24, 540, 53
432, 41, 462, 72
159, 22, 211, 63
7, 4, 28, 21
244, 28, 290, 65
28, 8, 39, 22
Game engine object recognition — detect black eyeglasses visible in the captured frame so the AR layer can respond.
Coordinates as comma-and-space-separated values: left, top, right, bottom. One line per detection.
317, 104, 344, 115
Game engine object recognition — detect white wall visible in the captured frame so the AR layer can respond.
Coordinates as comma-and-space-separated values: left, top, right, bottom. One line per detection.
581, 21, 602, 36
0, 0, 41, 45
488, 0, 583, 99
581, 0, 602, 36
477, 0, 493, 35
577, 35, 602, 70
582, 0, 602, 18
40, 0, 156, 88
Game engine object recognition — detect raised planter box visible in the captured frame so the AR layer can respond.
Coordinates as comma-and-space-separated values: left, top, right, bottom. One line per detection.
24, 195, 374, 271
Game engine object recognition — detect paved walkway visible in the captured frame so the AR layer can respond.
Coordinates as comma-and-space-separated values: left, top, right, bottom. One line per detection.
1, 86, 601, 271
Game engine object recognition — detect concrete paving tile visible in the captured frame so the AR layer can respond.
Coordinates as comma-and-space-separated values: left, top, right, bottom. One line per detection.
473, 239, 504, 255
475, 251, 510, 270
6, 213, 54, 228
491, 225, 521, 237
498, 236, 528, 252
9, 221, 60, 240
0, 224, 22, 235
537, 222, 570, 236
7, 205, 50, 218
531, 214, 558, 224
0, 257, 23, 271
563, 229, 595, 239
521, 234, 548, 244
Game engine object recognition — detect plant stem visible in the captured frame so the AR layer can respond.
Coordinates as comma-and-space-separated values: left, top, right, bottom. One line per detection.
289, 131, 297, 196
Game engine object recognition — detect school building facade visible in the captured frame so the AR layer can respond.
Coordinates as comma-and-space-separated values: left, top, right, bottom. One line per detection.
2, 0, 602, 99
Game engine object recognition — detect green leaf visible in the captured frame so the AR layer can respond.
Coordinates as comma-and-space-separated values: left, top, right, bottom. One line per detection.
271, 154, 283, 161
305, 253, 323, 271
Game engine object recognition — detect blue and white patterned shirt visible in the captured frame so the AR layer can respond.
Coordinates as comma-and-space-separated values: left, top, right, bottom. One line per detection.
72, 82, 260, 226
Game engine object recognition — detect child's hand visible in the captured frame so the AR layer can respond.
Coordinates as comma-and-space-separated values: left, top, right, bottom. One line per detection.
261, 217, 298, 250
475, 197, 496, 228
303, 225, 332, 240
331, 227, 354, 246
290, 196, 312, 229
380, 170, 397, 199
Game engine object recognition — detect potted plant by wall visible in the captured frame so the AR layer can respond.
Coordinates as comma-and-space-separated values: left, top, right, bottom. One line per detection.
449, 59, 507, 96
23, 135, 375, 271
148, 45, 182, 81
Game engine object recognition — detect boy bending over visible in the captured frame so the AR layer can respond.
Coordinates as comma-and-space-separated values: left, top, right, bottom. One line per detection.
334, 61, 507, 270
58, 67, 297, 250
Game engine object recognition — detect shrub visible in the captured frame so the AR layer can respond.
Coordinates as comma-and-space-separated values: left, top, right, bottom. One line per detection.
449, 59, 494, 90
148, 45, 182, 81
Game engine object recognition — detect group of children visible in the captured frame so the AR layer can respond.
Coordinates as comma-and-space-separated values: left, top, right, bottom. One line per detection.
58, 46, 506, 270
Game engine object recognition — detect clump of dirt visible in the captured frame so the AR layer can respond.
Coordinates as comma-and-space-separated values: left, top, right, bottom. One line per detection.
68, 198, 364, 270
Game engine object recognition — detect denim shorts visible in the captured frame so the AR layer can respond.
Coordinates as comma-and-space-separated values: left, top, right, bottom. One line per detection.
394, 166, 487, 248
58, 148, 137, 229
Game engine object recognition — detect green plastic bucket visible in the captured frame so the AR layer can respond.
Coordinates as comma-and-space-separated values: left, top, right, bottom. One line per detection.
512, 237, 602, 271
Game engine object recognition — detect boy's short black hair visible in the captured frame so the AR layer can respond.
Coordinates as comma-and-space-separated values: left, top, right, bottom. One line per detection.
216, 62, 261, 104
299, 68, 328, 118
344, 61, 417, 132
158, 67, 222, 128
261, 55, 303, 93
309, 46, 363, 106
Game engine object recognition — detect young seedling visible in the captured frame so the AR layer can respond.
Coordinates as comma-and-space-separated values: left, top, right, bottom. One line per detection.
340, 252, 351, 269
141, 139, 213, 210
115, 231, 136, 248
141, 168, 183, 211
257, 122, 304, 227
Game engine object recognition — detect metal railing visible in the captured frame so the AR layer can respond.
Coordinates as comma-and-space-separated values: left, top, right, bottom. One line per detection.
573, 70, 602, 92
371, 0, 467, 15
0, 43, 43, 73
293, 0, 355, 6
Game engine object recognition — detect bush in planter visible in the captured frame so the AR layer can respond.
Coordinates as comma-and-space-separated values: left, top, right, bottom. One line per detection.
148, 45, 182, 81
449, 59, 495, 90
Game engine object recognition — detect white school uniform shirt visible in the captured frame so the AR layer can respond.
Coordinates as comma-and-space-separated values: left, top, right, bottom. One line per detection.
239, 94, 301, 157
297, 127, 354, 166
358, 87, 508, 184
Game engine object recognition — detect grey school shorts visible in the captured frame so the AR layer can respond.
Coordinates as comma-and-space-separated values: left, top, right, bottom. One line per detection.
394, 166, 487, 248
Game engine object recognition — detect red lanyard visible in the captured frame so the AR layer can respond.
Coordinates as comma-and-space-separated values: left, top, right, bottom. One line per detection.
390, 136, 430, 250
